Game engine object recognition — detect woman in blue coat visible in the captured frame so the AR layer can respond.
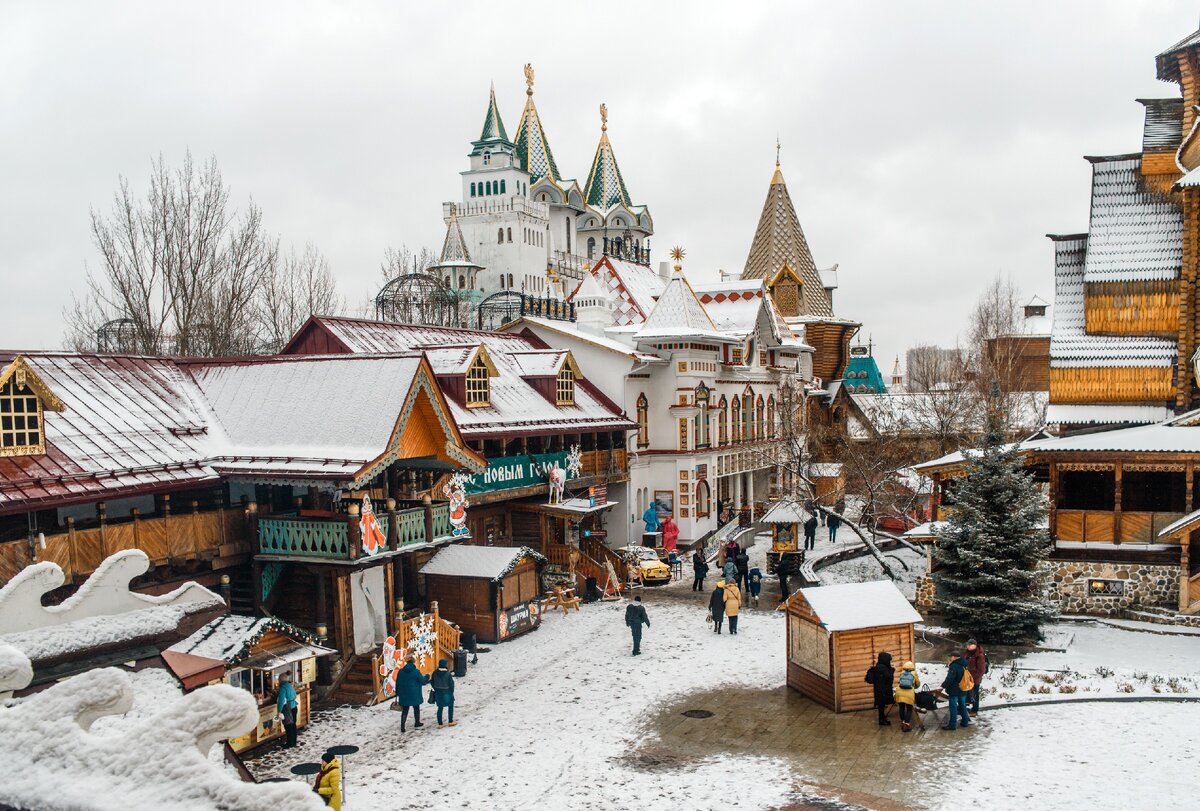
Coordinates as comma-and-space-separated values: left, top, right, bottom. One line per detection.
394, 654, 430, 732
430, 658, 457, 727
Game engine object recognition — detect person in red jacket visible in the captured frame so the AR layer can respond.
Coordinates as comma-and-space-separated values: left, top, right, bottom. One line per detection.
965, 638, 988, 715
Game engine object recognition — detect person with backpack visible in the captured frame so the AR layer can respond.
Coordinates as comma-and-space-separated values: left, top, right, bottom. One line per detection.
895, 661, 921, 732
941, 650, 973, 730
864, 651, 895, 726
691, 549, 709, 592
735, 549, 750, 592
965, 638, 988, 715
748, 566, 763, 606
709, 581, 726, 634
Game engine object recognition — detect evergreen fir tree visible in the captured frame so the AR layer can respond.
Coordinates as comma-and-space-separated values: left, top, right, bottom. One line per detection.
933, 407, 1055, 643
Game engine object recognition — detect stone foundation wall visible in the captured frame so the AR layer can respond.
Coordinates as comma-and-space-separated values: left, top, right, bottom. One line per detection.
1041, 560, 1179, 616
914, 574, 935, 610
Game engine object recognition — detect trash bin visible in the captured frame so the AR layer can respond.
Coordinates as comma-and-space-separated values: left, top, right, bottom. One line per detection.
452, 648, 468, 678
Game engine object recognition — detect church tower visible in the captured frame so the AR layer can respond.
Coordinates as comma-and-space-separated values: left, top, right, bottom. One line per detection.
576, 104, 653, 266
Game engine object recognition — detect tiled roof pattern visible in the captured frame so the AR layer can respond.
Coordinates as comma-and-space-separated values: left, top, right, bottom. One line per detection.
636, 273, 724, 341
515, 97, 561, 184
1048, 234, 1176, 368
1157, 29, 1200, 82
584, 133, 632, 211
588, 257, 665, 326
741, 167, 833, 317
478, 84, 509, 143
1082, 156, 1182, 283
438, 207, 475, 265
1045, 404, 1172, 427
1139, 98, 1184, 152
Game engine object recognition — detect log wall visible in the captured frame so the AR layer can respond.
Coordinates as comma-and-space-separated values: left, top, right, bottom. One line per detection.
1084, 280, 1180, 336
1049, 367, 1173, 404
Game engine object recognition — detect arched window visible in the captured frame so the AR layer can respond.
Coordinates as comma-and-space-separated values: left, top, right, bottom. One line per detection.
767, 395, 776, 439
556, 364, 575, 405
694, 385, 710, 448
500, 274, 506, 289
470, 182, 476, 197
613, 237, 623, 255
498, 228, 504, 244
507, 227, 512, 242
756, 395, 765, 440
500, 179, 506, 194
459, 274, 466, 289
718, 396, 728, 445
565, 220, 571, 252
636, 393, 649, 446
742, 391, 754, 440
587, 237, 596, 259
508, 273, 514, 288
695, 481, 711, 517
731, 397, 741, 442
465, 355, 490, 407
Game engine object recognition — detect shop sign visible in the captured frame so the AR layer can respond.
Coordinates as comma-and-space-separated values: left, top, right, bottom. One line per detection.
583, 529, 608, 538
589, 484, 608, 505
498, 599, 542, 640
464, 452, 570, 496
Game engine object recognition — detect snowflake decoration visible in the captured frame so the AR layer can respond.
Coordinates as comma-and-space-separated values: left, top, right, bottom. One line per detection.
565, 444, 583, 479
408, 612, 438, 667
449, 471, 473, 491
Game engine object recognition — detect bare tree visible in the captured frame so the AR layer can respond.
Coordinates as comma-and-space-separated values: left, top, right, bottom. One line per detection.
905, 344, 981, 455
260, 243, 344, 351
969, 274, 1047, 434
375, 244, 470, 326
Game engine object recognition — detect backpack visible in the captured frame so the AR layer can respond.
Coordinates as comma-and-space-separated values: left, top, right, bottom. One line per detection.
959, 665, 975, 692
899, 670, 915, 690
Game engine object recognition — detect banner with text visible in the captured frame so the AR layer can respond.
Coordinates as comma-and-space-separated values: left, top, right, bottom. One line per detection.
464, 452, 570, 496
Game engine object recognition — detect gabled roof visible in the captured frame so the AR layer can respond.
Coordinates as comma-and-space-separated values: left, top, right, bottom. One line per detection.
794, 581, 922, 632
170, 614, 320, 665
514, 67, 561, 184
475, 82, 510, 145
583, 108, 633, 211
579, 256, 666, 326
420, 544, 544, 580
1081, 155, 1182, 283
501, 318, 662, 363
0, 356, 65, 413
692, 280, 812, 351
423, 344, 498, 377
507, 349, 578, 378
741, 162, 833, 318
635, 270, 731, 343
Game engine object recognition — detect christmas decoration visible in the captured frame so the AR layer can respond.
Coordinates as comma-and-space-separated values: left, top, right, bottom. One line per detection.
360, 495, 386, 555
443, 472, 471, 537
407, 613, 437, 667
565, 444, 583, 478
933, 409, 1055, 644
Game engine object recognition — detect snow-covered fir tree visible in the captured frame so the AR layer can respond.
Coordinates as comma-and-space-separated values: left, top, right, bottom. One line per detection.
933, 408, 1055, 643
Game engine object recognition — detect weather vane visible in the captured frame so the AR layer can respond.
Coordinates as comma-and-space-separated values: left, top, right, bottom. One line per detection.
600, 103, 608, 132
524, 63, 534, 96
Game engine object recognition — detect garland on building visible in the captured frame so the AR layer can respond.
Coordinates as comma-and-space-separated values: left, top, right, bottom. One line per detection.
490, 547, 548, 582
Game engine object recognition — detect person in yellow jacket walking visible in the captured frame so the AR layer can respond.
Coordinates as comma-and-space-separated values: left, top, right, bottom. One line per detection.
314, 751, 342, 809
723, 580, 742, 635
895, 661, 922, 732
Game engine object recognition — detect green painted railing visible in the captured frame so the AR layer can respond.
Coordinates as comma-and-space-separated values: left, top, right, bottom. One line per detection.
258, 518, 350, 558
431, 503, 452, 538
395, 508, 426, 548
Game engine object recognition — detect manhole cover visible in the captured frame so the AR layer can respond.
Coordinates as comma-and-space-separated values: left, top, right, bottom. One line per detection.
681, 709, 714, 719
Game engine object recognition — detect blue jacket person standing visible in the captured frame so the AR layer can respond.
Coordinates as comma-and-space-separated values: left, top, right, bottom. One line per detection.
394, 654, 430, 732
941, 652, 973, 730
625, 596, 650, 655
275, 671, 299, 748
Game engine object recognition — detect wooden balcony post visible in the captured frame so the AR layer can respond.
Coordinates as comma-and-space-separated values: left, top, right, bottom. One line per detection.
386, 498, 399, 551
1181, 540, 1190, 613
1187, 463, 1194, 513
316, 571, 332, 684
1047, 466, 1058, 539
1113, 463, 1123, 545
160, 493, 171, 517
423, 494, 434, 544
347, 501, 361, 560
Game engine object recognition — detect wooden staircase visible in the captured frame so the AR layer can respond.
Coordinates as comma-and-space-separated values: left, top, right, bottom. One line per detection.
325, 653, 378, 705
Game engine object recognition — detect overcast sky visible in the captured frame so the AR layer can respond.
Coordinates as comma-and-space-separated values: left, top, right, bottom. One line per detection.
2, 1, 1196, 370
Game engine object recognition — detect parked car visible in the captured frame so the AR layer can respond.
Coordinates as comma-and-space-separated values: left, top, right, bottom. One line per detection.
617, 545, 672, 585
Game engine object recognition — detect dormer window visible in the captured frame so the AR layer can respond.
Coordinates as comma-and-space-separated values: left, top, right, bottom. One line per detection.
483, 152, 491, 166
556, 365, 575, 405
1025, 304, 1047, 318
0, 357, 64, 458
466, 356, 491, 407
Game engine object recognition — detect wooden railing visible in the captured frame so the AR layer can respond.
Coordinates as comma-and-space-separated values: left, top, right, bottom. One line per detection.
431, 503, 452, 539
373, 603, 462, 703
579, 449, 628, 479
545, 543, 608, 592
1056, 509, 1185, 543
258, 504, 462, 561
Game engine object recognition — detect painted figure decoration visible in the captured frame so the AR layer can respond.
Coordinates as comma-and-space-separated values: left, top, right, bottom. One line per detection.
360, 495, 386, 555
379, 635, 405, 697
547, 464, 566, 504
444, 472, 471, 538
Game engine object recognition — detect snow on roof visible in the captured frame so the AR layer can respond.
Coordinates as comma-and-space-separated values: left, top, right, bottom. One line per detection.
0, 604, 187, 663
1045, 404, 1172, 427
1027, 417, 1200, 454
1082, 156, 1182, 284
423, 345, 479, 375
420, 544, 542, 580
903, 521, 948, 539
796, 580, 922, 632
508, 349, 567, 377
636, 272, 732, 343
508, 317, 660, 362
287, 318, 634, 437
761, 500, 807, 524
1048, 235, 1176, 369
1158, 506, 1200, 538
171, 615, 317, 665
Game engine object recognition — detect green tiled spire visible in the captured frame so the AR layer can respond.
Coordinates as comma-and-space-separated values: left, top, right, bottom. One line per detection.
514, 64, 561, 183
478, 82, 509, 143
583, 104, 632, 210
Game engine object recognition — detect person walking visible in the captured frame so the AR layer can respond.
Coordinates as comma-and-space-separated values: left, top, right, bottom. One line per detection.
748, 566, 762, 606
625, 595, 650, 655
723, 580, 742, 635
691, 549, 709, 592
735, 549, 750, 592
803, 513, 818, 551
864, 651, 895, 726
723, 555, 738, 584
965, 639, 988, 715
431, 658, 457, 727
275, 671, 298, 749
777, 555, 791, 603
826, 512, 842, 544
941, 651, 973, 730
394, 653, 430, 731
313, 751, 342, 810
895, 661, 921, 732
709, 581, 726, 634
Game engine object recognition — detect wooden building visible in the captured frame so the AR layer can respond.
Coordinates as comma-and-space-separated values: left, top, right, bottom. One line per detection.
785, 580, 921, 713
419, 545, 545, 644
170, 615, 334, 752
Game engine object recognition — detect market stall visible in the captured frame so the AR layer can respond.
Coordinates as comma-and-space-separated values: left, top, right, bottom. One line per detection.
785, 580, 921, 713
169, 615, 335, 752
420, 545, 546, 644
760, 499, 806, 574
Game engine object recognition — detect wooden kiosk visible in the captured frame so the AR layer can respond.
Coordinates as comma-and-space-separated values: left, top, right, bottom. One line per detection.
760, 499, 805, 574
420, 545, 546, 644
785, 580, 921, 712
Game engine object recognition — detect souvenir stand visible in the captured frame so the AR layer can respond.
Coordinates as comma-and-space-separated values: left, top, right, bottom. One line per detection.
170, 615, 335, 752
785, 580, 921, 712
761, 499, 805, 574
419, 545, 547, 644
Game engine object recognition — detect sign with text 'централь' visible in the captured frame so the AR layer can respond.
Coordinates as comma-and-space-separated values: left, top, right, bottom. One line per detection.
464, 452, 570, 496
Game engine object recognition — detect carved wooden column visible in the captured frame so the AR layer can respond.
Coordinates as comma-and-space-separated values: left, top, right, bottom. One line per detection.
1113, 463, 1123, 545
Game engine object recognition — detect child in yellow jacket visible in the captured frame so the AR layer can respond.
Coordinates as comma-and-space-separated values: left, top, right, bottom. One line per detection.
895, 661, 921, 732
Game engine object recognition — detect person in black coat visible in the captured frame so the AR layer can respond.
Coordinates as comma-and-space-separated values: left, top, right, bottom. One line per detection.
803, 514, 819, 551
430, 658, 457, 727
826, 512, 842, 543
734, 550, 750, 592
709, 582, 726, 633
624, 596, 650, 655
777, 555, 791, 603
864, 651, 895, 726
691, 550, 709, 592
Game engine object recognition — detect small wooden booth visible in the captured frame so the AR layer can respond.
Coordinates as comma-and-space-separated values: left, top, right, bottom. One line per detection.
785, 580, 921, 713
170, 615, 335, 752
760, 499, 805, 574
420, 545, 546, 644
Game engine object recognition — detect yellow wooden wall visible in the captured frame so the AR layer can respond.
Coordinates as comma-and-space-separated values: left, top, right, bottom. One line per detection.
1049, 367, 1173, 404
1084, 280, 1179, 337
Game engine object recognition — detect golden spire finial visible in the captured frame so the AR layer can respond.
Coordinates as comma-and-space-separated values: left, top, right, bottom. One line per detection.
524, 63, 534, 97
776, 137, 781, 167
669, 245, 686, 274
600, 103, 608, 132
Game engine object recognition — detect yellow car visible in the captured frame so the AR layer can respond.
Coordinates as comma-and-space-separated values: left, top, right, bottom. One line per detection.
618, 545, 672, 585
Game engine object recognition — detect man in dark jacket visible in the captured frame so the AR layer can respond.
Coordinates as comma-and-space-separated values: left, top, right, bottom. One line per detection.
625, 596, 650, 655
709, 582, 726, 633
803, 514, 818, 551
430, 658, 457, 727
864, 651, 895, 726
691, 550, 709, 592
394, 654, 430, 732
735, 550, 750, 592
965, 638, 987, 715
777, 556, 791, 603
941, 652, 972, 730
826, 512, 842, 544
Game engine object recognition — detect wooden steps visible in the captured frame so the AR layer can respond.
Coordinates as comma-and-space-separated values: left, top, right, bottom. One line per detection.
325, 654, 379, 705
